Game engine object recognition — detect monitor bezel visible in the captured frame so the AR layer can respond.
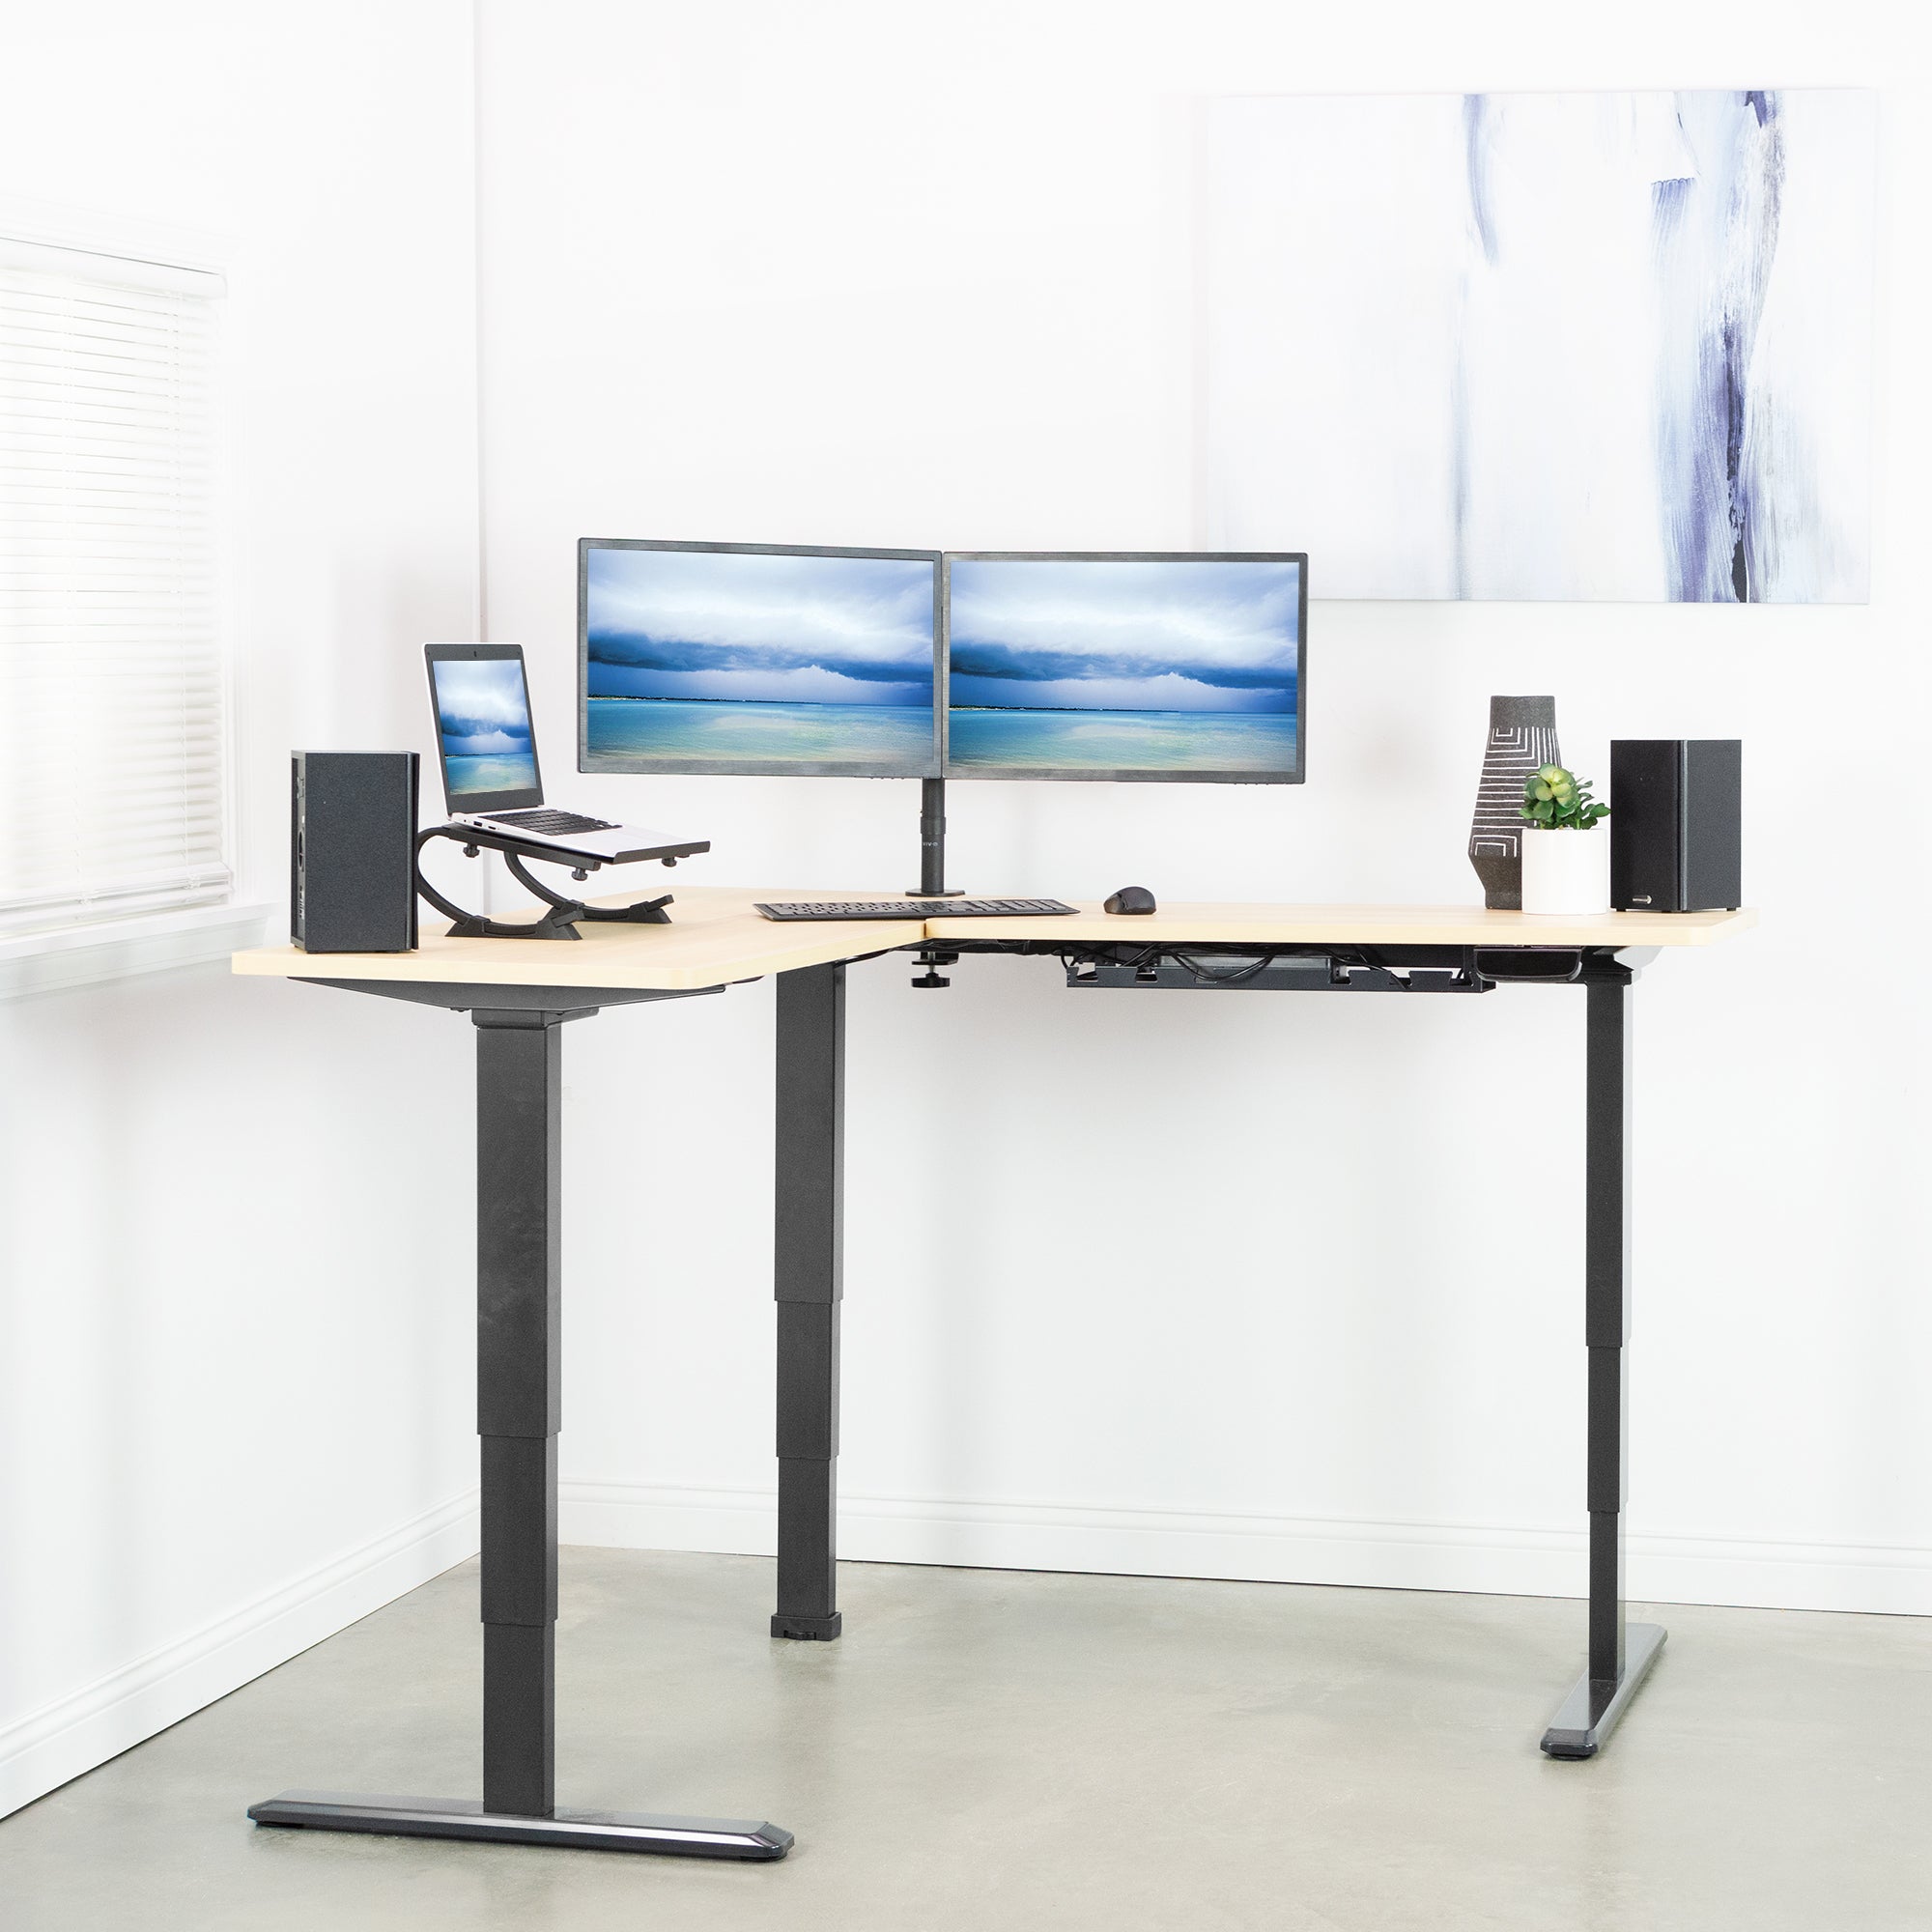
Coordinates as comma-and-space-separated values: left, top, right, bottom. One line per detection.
940, 550, 1308, 785
578, 538, 945, 780
424, 641, 545, 814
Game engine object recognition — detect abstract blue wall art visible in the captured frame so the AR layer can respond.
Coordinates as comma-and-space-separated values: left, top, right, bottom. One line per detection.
1203, 90, 1874, 602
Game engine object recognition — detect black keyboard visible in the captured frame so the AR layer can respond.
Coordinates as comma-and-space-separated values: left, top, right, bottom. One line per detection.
755, 898, 1078, 922
482, 809, 617, 835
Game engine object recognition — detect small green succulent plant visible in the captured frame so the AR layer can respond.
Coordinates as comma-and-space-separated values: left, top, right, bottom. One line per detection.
1520, 763, 1609, 831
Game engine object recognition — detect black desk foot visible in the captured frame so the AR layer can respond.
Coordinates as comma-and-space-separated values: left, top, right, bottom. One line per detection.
1540, 1621, 1666, 1759
771, 1610, 842, 1641
247, 1790, 792, 1860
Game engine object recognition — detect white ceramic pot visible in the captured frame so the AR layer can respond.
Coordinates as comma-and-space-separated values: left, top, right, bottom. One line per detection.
1519, 827, 1609, 915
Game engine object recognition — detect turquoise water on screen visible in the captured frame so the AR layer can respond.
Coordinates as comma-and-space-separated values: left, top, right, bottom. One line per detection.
947, 708, 1296, 774
586, 698, 933, 770
445, 752, 537, 795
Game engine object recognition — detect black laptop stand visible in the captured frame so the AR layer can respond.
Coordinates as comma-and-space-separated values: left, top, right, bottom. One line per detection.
414, 823, 709, 941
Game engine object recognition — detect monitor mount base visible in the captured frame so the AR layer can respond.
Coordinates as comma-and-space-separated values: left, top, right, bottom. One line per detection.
415, 824, 676, 941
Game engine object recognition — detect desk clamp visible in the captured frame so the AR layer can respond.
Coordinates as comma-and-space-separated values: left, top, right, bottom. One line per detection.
413, 823, 677, 942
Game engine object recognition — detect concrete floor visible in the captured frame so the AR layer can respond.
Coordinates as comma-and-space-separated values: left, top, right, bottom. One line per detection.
0, 1551, 1926, 1931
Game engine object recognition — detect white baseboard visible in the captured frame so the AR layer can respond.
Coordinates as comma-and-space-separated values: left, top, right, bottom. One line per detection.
8, 1479, 1914, 1827
560, 1480, 1932, 1618
0, 1489, 479, 1822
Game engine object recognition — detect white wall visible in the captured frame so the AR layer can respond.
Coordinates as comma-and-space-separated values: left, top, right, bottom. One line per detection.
0, 3, 482, 1815
475, 0, 1932, 1615
2, 0, 1924, 1829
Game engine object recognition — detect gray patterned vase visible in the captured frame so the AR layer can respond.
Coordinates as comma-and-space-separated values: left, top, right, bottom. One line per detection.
1469, 696, 1559, 910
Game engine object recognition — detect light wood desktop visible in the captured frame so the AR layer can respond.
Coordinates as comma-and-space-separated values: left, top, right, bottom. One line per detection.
233, 886, 1754, 992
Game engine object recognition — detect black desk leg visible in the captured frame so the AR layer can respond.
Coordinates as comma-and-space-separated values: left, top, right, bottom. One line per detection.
1542, 957, 1665, 1758
250, 1003, 790, 1859
773, 963, 844, 1641
475, 1012, 564, 1816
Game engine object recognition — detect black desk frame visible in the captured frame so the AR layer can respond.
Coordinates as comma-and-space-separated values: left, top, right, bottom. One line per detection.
246, 930, 1663, 1868
770, 940, 1662, 1760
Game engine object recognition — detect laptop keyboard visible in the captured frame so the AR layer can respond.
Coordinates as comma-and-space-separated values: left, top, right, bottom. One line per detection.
482, 809, 617, 835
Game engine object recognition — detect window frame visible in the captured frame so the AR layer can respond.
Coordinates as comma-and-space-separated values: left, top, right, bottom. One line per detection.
0, 198, 270, 988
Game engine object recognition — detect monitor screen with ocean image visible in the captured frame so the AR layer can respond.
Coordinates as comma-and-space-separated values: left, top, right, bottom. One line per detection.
944, 554, 1304, 782
581, 542, 941, 778
431, 653, 539, 798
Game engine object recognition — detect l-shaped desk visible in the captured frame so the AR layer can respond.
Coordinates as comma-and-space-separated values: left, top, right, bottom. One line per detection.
233, 887, 1754, 1860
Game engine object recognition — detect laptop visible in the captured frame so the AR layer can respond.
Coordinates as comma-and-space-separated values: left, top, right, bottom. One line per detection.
424, 643, 708, 865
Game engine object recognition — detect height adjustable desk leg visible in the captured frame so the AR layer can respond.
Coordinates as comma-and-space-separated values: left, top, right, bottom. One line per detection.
250, 1000, 789, 1859
773, 963, 844, 1641
474, 1012, 564, 1815
1542, 958, 1665, 1759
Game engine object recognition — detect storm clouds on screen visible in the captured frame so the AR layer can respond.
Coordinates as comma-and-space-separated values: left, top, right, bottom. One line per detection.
433, 657, 534, 753
585, 548, 936, 706
947, 559, 1301, 713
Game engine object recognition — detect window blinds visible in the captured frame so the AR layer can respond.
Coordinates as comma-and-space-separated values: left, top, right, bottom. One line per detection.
0, 237, 228, 936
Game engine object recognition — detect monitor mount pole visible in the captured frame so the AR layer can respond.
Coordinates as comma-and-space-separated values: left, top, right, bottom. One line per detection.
907, 777, 962, 989
907, 778, 963, 899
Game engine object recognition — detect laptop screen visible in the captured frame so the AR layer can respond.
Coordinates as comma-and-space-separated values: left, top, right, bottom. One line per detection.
427, 649, 542, 810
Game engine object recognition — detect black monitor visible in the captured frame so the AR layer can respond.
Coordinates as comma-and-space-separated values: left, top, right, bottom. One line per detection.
579, 539, 942, 779
943, 552, 1306, 782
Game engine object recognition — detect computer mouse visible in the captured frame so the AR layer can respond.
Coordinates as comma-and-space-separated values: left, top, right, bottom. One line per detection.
1104, 885, 1157, 915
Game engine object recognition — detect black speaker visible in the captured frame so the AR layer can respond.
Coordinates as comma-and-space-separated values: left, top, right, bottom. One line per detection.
291, 752, 420, 952
1609, 740, 1741, 912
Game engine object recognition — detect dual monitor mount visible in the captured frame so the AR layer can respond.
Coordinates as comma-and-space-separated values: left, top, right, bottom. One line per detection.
909, 777, 963, 987
414, 823, 707, 941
